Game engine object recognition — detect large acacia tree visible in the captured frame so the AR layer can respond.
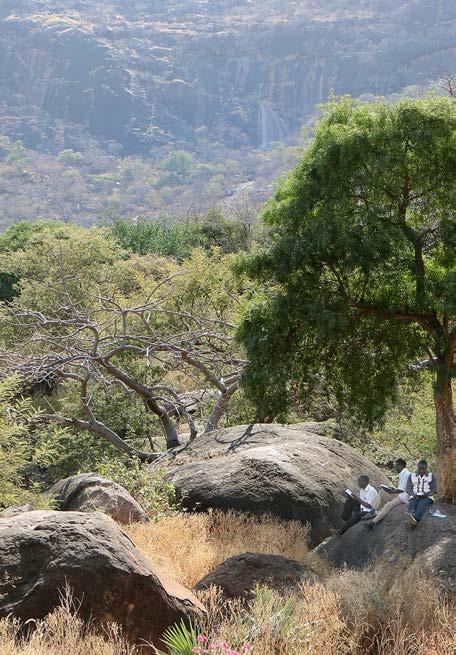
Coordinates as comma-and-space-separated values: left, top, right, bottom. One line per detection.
238, 96, 456, 454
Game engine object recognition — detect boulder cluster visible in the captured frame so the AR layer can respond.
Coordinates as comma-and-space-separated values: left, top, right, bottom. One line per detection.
1, 423, 454, 650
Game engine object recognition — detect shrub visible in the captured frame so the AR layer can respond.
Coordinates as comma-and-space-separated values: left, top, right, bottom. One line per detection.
95, 457, 177, 517
57, 149, 84, 166
0, 376, 51, 509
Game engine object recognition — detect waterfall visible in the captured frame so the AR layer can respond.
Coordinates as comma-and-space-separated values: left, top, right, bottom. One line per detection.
258, 101, 286, 149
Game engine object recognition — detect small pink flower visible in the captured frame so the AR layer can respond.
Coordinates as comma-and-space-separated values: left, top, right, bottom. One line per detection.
192, 648, 204, 654
197, 635, 208, 642
244, 644, 252, 653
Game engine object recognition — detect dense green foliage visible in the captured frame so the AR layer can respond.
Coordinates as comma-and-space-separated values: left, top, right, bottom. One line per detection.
238, 96, 456, 451
0, 220, 63, 301
0, 376, 52, 508
0, 111, 450, 506
105, 210, 259, 259
0, 220, 250, 475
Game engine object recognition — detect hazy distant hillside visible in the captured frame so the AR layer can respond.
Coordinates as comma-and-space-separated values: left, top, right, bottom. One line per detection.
1, 0, 455, 155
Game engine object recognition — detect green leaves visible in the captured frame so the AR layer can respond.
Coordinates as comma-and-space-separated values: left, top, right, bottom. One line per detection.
154, 619, 198, 655
238, 95, 456, 432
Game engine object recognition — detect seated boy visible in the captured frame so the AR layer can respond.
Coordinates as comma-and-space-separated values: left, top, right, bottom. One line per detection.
337, 475, 379, 535
368, 458, 410, 528
405, 459, 437, 527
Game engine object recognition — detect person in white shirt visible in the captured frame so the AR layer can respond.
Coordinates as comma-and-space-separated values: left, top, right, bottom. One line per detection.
337, 475, 379, 535
368, 458, 410, 528
405, 459, 437, 526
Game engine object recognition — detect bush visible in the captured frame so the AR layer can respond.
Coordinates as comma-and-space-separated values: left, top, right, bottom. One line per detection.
96, 457, 177, 517
106, 214, 204, 259
0, 376, 51, 509
57, 149, 84, 166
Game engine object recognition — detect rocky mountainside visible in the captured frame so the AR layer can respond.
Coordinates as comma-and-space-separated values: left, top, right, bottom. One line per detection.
1, 0, 455, 155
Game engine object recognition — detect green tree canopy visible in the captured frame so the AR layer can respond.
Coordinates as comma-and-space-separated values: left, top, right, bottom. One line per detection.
0, 220, 65, 301
160, 150, 195, 184
238, 96, 456, 454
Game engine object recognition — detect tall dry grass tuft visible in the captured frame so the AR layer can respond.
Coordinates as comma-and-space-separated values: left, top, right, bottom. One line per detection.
197, 583, 349, 655
0, 607, 135, 655
2, 512, 456, 655
438, 449, 456, 504
197, 569, 456, 655
126, 510, 311, 588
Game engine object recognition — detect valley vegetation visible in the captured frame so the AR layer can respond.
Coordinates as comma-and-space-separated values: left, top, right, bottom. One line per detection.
1, 94, 456, 655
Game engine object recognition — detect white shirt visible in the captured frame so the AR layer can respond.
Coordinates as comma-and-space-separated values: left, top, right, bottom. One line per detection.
359, 484, 379, 512
398, 468, 411, 504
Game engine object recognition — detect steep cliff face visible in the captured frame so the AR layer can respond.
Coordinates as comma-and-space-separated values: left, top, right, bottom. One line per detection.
0, 0, 455, 154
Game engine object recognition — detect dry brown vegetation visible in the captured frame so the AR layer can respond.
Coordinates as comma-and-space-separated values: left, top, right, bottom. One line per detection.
125, 510, 312, 588
1, 511, 456, 655
0, 606, 135, 655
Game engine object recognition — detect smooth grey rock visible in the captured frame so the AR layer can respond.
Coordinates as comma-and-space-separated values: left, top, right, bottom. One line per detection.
167, 423, 389, 546
50, 472, 149, 524
315, 502, 456, 598
1, 503, 34, 518
195, 552, 319, 600
0, 510, 204, 648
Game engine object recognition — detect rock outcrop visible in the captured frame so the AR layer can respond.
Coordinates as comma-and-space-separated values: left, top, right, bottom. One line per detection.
315, 502, 456, 597
167, 423, 389, 546
0, 1, 454, 152
195, 552, 318, 600
0, 510, 204, 647
50, 473, 149, 524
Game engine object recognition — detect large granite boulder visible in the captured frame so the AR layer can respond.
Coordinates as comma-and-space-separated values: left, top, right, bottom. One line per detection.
0, 511, 204, 648
195, 552, 319, 600
50, 472, 149, 524
315, 502, 456, 597
166, 423, 389, 546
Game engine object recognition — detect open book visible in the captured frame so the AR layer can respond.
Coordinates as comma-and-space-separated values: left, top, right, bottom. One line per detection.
380, 484, 396, 492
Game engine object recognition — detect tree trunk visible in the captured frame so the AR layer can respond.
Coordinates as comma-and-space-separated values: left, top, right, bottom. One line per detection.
434, 373, 456, 454
146, 398, 180, 449
203, 381, 239, 435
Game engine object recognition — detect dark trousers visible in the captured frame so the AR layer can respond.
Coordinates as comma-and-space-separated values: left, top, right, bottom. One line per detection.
408, 496, 433, 522
340, 497, 362, 534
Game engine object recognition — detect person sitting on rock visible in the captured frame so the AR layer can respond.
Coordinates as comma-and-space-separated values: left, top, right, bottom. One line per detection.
367, 458, 410, 528
405, 459, 437, 527
337, 475, 379, 535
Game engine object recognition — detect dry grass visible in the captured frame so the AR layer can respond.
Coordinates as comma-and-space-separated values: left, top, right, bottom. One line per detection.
126, 510, 311, 588
2, 511, 456, 655
0, 607, 135, 655
198, 566, 456, 655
